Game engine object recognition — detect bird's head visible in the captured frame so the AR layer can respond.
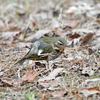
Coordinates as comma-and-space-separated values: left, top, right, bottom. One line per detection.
54, 37, 67, 51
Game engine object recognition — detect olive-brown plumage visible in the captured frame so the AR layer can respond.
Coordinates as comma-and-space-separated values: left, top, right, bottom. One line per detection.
15, 37, 67, 65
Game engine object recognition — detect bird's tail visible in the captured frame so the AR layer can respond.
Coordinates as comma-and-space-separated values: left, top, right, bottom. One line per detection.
14, 58, 26, 66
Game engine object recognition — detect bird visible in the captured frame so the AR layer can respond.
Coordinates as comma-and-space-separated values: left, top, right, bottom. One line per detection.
15, 36, 68, 67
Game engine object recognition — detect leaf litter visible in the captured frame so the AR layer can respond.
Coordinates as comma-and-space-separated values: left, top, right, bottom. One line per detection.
0, 0, 100, 100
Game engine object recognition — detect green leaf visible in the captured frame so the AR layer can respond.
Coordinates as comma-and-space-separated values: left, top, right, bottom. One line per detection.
26, 92, 35, 100
19, 30, 26, 40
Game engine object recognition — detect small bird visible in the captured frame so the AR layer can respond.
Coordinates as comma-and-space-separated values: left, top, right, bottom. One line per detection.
15, 37, 68, 66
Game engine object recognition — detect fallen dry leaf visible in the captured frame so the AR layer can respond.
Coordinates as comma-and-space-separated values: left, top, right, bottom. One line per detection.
69, 33, 80, 39
2, 31, 23, 39
88, 48, 94, 55
20, 69, 38, 82
70, 64, 80, 71
66, 3, 93, 15
87, 87, 100, 91
27, 18, 39, 32
82, 67, 94, 76
25, 29, 51, 42
80, 33, 94, 46
38, 68, 65, 82
51, 90, 68, 98
38, 80, 59, 88
81, 87, 100, 97
40, 93, 50, 100
85, 78, 100, 83
62, 19, 80, 28
1, 79, 15, 86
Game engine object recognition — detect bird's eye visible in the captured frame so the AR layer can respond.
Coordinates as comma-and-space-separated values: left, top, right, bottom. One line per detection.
57, 41, 63, 46
58, 43, 62, 45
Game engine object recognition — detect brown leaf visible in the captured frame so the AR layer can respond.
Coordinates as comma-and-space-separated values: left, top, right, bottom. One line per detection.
25, 29, 51, 42
40, 93, 50, 100
69, 33, 80, 39
62, 19, 80, 28
38, 68, 65, 82
81, 87, 100, 97
70, 65, 80, 71
0, 87, 20, 91
80, 33, 94, 46
38, 80, 59, 88
20, 69, 38, 82
16, 12, 28, 22
6, 25, 22, 32
82, 67, 94, 76
88, 48, 94, 55
87, 87, 100, 91
51, 90, 68, 98
1, 79, 15, 86
74, 93, 80, 98
2, 31, 23, 39
27, 19, 39, 32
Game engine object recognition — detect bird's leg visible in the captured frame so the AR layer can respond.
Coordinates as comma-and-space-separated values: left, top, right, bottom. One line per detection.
44, 60, 53, 71
48, 60, 53, 71
45, 61, 49, 69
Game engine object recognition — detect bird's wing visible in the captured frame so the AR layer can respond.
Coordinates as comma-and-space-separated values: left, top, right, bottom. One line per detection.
24, 43, 39, 58
24, 41, 53, 58
38, 42, 53, 54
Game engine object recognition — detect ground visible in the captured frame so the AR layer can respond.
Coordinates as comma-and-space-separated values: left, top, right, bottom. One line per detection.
0, 0, 100, 100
